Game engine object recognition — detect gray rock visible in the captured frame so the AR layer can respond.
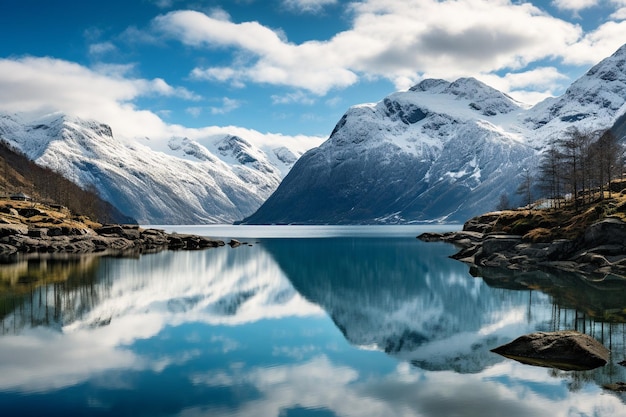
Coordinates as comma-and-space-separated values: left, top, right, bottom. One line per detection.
0, 223, 225, 255
584, 218, 626, 246
545, 239, 576, 259
491, 330, 609, 371
17, 207, 45, 218
0, 243, 17, 255
0, 224, 28, 237
27, 228, 48, 238
481, 235, 522, 256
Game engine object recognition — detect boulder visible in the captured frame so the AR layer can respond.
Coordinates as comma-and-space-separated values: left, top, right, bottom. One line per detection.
481, 235, 522, 256
0, 224, 28, 237
27, 228, 48, 238
0, 243, 17, 255
584, 218, 626, 246
491, 330, 609, 371
140, 228, 169, 248
16, 207, 45, 218
167, 234, 223, 250
463, 213, 500, 233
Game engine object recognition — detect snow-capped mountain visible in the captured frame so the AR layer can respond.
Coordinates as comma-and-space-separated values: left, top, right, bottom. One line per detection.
243, 44, 626, 224
0, 113, 318, 224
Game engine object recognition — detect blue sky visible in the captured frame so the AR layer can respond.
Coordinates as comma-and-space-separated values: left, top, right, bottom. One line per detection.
1, 0, 626, 144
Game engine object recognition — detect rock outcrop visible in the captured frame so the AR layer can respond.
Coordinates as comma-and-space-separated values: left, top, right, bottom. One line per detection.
0, 223, 224, 256
0, 200, 225, 256
491, 331, 610, 371
419, 214, 626, 278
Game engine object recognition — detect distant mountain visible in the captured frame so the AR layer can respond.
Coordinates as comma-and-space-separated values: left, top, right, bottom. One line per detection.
242, 44, 626, 224
0, 113, 318, 224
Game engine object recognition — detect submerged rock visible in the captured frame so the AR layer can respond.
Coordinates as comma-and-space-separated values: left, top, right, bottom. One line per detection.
491, 330, 609, 371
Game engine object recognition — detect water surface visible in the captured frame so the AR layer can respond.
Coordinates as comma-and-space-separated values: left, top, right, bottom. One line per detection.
0, 225, 625, 416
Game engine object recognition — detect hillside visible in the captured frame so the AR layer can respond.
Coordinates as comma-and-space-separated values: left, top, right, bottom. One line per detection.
467, 186, 626, 242
0, 140, 133, 224
419, 181, 626, 279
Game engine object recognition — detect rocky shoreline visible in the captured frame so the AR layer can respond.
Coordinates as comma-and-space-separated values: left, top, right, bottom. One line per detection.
0, 199, 229, 257
419, 212, 626, 279
0, 222, 225, 257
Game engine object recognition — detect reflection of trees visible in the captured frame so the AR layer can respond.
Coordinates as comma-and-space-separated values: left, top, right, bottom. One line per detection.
475, 265, 626, 323
477, 264, 626, 355
0, 255, 112, 334
475, 264, 626, 395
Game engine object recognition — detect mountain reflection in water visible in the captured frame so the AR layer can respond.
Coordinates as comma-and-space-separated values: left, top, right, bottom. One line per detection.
0, 229, 625, 417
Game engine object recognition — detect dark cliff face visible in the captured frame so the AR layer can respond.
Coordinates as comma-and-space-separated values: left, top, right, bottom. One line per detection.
242, 143, 434, 224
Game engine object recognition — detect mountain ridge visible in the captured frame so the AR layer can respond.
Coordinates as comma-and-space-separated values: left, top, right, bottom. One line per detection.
242, 44, 626, 225
0, 112, 319, 224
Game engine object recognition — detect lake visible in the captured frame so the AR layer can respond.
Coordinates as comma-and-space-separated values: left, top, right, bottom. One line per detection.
1, 225, 626, 416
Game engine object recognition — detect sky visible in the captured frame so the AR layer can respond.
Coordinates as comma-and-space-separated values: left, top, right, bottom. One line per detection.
1, 0, 626, 146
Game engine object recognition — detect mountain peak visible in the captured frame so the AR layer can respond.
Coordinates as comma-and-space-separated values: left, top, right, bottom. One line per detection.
409, 78, 450, 93
408, 77, 520, 116
529, 43, 626, 129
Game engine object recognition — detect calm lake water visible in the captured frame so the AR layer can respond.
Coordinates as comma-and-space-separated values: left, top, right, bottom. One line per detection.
1, 225, 626, 416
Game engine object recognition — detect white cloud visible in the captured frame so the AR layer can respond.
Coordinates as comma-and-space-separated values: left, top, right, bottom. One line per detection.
478, 67, 569, 104
610, 7, 626, 19
271, 91, 317, 105
210, 97, 242, 114
0, 56, 323, 155
563, 20, 626, 65
88, 41, 117, 56
153, 2, 584, 95
282, 0, 338, 14
0, 57, 195, 140
154, 10, 358, 94
186, 106, 202, 117
552, 0, 599, 11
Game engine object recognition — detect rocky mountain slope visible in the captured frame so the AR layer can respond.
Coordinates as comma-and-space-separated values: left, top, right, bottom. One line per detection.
243, 44, 626, 224
0, 113, 318, 224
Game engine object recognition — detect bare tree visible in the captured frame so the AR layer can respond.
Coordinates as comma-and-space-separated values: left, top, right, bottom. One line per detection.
516, 169, 533, 210
496, 193, 511, 211
590, 130, 622, 198
558, 127, 593, 211
538, 141, 563, 209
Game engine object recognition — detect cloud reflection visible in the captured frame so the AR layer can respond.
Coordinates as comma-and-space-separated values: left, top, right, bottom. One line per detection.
0, 246, 321, 393
183, 355, 623, 417
0, 240, 625, 416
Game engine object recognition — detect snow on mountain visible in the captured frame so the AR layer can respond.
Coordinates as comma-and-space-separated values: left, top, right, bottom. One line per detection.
243, 44, 626, 225
525, 43, 626, 142
0, 113, 318, 224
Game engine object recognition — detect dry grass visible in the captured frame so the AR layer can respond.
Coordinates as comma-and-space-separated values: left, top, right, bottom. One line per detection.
478, 190, 626, 242
0, 199, 101, 231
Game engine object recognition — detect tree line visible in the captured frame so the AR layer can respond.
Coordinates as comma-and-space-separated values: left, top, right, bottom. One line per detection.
511, 127, 625, 212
